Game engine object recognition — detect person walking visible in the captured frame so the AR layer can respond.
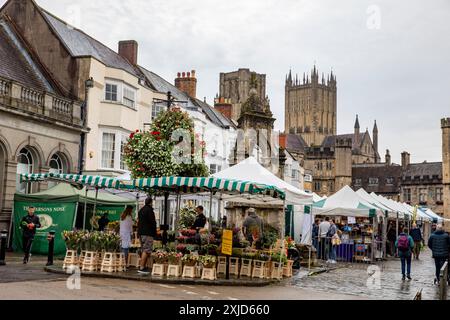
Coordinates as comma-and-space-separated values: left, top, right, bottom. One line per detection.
137, 197, 157, 274
318, 217, 331, 261
243, 208, 264, 249
20, 206, 41, 264
428, 224, 450, 285
410, 223, 423, 260
120, 205, 134, 264
387, 223, 397, 257
395, 228, 414, 281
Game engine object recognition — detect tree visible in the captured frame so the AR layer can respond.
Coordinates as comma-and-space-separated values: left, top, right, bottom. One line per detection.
124, 107, 209, 179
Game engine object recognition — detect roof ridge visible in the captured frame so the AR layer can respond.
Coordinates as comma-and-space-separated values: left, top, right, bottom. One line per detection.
39, 7, 135, 71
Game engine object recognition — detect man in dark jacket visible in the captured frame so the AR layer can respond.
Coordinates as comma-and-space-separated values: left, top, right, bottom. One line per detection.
387, 223, 397, 257
137, 197, 157, 274
410, 223, 423, 260
21, 206, 41, 264
192, 206, 207, 246
243, 208, 263, 249
428, 224, 450, 284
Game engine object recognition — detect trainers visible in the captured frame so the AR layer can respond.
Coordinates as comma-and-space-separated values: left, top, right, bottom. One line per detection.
331, 260, 337, 264
138, 267, 150, 274
402, 275, 406, 281
407, 275, 412, 280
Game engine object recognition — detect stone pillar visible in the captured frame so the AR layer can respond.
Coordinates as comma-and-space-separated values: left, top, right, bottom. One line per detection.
0, 161, 18, 231
441, 118, 450, 231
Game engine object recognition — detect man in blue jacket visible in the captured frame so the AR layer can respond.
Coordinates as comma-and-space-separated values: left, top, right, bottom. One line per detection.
395, 228, 414, 281
428, 224, 450, 285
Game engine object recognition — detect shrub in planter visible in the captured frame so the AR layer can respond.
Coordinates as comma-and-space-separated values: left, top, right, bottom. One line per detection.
255, 251, 270, 262
176, 244, 187, 254
271, 252, 288, 264
231, 248, 243, 258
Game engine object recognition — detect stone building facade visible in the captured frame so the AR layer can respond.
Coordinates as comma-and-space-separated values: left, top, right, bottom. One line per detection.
285, 66, 337, 147
218, 69, 268, 122
442, 118, 450, 227
0, 13, 84, 230
351, 150, 445, 215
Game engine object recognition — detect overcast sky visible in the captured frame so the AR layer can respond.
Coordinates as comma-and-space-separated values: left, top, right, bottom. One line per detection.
5, 0, 449, 163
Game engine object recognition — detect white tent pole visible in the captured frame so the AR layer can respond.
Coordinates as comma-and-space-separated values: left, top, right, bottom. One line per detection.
92, 187, 99, 231
208, 191, 213, 245
83, 187, 88, 230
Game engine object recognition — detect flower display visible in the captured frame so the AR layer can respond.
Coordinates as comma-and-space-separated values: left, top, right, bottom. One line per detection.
181, 253, 199, 266
168, 252, 183, 265
199, 255, 217, 268
61, 230, 81, 250
123, 108, 209, 179
152, 249, 169, 264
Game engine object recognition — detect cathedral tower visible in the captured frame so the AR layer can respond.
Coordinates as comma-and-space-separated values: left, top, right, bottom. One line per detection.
285, 66, 337, 146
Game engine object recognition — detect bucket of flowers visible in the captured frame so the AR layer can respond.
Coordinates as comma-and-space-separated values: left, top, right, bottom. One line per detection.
181, 253, 199, 267
200, 255, 217, 269
152, 249, 169, 264
168, 252, 183, 266
62, 230, 81, 251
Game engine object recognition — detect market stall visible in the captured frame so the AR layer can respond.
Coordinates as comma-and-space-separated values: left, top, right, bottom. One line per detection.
13, 182, 135, 256
311, 186, 383, 263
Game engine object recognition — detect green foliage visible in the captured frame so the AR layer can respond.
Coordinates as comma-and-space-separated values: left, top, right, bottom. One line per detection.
178, 206, 197, 229
124, 108, 209, 179
262, 223, 279, 249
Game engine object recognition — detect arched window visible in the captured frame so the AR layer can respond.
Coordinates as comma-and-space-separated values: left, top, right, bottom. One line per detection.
16, 148, 34, 194
49, 153, 68, 188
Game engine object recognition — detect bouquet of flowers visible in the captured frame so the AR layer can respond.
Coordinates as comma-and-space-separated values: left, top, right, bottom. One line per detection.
62, 230, 81, 251
168, 252, 183, 265
181, 253, 199, 266
285, 237, 296, 250
176, 244, 187, 254
200, 255, 216, 268
101, 232, 121, 252
107, 221, 120, 233
152, 249, 169, 264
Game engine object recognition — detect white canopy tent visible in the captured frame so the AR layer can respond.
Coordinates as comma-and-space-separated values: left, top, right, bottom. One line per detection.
356, 189, 396, 218
422, 208, 446, 223
370, 193, 410, 219
212, 157, 313, 205
313, 185, 383, 217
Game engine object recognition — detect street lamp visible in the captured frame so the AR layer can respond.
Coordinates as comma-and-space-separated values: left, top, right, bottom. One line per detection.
0, 230, 8, 266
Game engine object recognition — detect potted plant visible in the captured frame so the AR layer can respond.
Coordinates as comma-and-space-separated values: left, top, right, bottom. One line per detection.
181, 253, 199, 266
168, 252, 183, 265
152, 249, 169, 264
200, 255, 216, 269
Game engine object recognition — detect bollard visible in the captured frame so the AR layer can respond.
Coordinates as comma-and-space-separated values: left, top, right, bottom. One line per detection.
46, 231, 56, 266
0, 230, 7, 266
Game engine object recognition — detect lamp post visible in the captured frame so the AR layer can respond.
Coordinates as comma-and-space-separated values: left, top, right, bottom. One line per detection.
78, 77, 94, 174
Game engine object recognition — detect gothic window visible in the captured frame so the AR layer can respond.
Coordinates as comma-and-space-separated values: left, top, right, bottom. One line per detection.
354, 178, 362, 186
419, 188, 427, 204
368, 177, 379, 186
436, 188, 443, 203
403, 188, 411, 203
386, 177, 394, 185
49, 153, 69, 188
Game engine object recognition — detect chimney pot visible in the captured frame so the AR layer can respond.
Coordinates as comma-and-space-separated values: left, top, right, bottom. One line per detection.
191, 70, 196, 77
182, 72, 186, 78
187, 72, 191, 78
177, 72, 181, 78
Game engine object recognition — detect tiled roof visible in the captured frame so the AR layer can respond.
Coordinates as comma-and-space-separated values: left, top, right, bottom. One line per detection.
403, 162, 442, 178
138, 66, 235, 129
41, 9, 139, 77
0, 19, 53, 92
352, 164, 402, 194
321, 133, 365, 150
285, 134, 308, 153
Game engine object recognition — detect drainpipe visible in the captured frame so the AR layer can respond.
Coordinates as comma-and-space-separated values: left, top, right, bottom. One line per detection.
78, 77, 94, 174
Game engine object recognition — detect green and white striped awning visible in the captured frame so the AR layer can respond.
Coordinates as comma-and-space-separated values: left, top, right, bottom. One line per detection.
132, 176, 285, 199
20, 173, 124, 189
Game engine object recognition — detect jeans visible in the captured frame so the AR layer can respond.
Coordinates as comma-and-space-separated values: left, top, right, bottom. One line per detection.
122, 247, 129, 264
22, 235, 33, 260
400, 256, 411, 276
319, 238, 329, 260
434, 257, 447, 281
329, 245, 337, 261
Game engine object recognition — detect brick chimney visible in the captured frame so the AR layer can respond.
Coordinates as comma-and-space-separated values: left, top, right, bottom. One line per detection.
214, 97, 232, 119
118, 40, 138, 65
279, 133, 287, 149
401, 151, 410, 170
175, 70, 197, 98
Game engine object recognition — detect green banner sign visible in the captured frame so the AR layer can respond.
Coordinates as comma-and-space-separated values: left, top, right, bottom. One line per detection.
13, 201, 77, 256
95, 205, 128, 222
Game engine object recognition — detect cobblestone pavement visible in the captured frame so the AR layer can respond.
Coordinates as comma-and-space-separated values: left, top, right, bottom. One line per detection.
288, 248, 447, 300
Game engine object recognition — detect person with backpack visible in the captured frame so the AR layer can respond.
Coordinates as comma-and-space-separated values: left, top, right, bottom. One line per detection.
395, 228, 414, 281
427, 224, 450, 285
